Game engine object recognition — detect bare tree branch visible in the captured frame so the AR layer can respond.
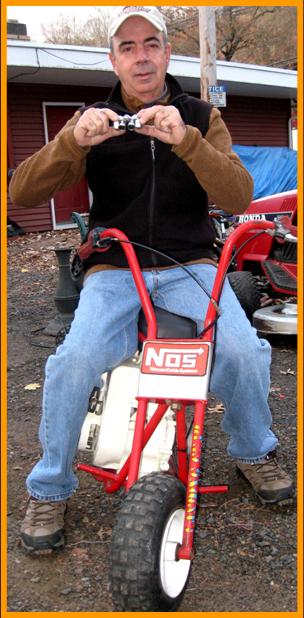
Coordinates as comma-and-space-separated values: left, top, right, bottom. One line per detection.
40, 6, 297, 69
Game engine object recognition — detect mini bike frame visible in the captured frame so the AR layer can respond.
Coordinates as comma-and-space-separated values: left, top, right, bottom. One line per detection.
77, 220, 276, 561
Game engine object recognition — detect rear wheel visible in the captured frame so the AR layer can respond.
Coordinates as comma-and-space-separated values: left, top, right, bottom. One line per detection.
228, 270, 260, 321
110, 473, 191, 611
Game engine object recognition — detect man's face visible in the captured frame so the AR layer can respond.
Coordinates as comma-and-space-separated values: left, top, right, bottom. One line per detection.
109, 16, 171, 103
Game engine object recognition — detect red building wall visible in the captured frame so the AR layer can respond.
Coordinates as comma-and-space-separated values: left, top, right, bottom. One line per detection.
8, 83, 109, 232
8, 82, 291, 232
221, 95, 290, 146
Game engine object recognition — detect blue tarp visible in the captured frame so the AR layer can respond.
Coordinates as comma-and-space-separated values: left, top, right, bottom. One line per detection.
232, 145, 297, 200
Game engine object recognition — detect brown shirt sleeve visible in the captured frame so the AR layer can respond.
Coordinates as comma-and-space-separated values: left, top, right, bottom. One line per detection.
9, 111, 90, 207
172, 107, 254, 214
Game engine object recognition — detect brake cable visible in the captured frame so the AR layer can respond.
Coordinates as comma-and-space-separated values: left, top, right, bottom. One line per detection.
105, 237, 221, 338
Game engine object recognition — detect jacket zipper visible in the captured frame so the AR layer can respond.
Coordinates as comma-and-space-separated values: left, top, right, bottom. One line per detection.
148, 138, 157, 266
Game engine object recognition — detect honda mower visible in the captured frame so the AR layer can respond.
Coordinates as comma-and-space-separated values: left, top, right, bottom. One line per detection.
75, 218, 291, 612
210, 191, 298, 334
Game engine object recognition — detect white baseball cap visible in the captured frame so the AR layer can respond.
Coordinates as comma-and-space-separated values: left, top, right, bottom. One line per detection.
109, 6, 167, 41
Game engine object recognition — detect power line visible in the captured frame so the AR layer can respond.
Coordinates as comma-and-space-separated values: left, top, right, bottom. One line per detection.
267, 57, 297, 68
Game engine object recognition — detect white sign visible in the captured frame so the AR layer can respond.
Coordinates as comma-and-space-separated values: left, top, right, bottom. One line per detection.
208, 85, 227, 107
138, 340, 213, 401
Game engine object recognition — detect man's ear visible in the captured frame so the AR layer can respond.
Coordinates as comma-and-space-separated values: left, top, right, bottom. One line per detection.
165, 43, 172, 69
109, 52, 119, 77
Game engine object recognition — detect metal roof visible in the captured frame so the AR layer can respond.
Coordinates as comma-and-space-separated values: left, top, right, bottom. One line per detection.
7, 40, 297, 99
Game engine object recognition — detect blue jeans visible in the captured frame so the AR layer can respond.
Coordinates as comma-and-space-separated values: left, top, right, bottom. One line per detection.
27, 265, 278, 501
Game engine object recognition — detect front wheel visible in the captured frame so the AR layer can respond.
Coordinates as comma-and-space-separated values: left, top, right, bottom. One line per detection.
109, 473, 191, 611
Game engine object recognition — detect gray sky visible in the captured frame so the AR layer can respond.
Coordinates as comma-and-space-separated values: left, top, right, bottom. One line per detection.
7, 5, 118, 42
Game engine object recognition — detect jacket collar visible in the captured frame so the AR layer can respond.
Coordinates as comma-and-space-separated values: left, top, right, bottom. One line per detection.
106, 73, 187, 111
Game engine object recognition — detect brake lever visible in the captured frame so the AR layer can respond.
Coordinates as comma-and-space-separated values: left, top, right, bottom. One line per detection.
267, 216, 297, 243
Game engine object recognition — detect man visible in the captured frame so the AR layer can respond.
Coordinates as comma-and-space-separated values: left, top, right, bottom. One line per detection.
10, 7, 293, 554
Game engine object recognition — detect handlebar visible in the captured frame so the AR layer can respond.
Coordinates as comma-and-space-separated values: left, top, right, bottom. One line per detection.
78, 219, 295, 341
284, 233, 297, 243
99, 228, 157, 340
209, 208, 236, 221
271, 215, 297, 243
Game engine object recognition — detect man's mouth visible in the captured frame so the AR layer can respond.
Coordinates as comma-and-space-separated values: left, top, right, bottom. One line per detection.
135, 71, 154, 79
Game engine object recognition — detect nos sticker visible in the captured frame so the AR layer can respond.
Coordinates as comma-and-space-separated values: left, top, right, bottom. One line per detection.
141, 342, 209, 376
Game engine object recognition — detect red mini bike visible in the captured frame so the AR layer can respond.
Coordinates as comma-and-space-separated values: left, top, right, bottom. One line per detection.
76, 219, 291, 612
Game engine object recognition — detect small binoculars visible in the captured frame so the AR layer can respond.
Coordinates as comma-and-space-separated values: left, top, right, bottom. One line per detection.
113, 114, 142, 131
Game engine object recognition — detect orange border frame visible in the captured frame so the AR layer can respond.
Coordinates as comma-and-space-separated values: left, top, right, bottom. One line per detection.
1, 2, 303, 618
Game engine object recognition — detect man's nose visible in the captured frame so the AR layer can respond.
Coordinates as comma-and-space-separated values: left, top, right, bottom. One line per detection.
135, 45, 149, 62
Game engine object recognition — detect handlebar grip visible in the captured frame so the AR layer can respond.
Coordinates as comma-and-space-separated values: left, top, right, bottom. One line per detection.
274, 215, 297, 242
77, 226, 111, 261
284, 233, 297, 243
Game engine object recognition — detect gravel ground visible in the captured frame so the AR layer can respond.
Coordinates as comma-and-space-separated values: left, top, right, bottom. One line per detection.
7, 230, 298, 612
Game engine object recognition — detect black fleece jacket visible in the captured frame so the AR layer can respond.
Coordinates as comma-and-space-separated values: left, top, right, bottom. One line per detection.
83, 74, 216, 270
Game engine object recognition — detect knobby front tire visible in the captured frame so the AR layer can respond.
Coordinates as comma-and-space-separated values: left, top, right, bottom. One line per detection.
109, 472, 191, 612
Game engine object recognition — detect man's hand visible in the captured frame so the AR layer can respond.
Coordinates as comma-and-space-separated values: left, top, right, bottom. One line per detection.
74, 108, 125, 147
136, 105, 186, 145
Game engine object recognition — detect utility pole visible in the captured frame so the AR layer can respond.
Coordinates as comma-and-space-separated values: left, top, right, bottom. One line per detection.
198, 7, 217, 102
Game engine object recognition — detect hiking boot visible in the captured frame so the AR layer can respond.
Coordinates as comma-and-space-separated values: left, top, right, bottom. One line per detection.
236, 451, 294, 505
20, 498, 67, 553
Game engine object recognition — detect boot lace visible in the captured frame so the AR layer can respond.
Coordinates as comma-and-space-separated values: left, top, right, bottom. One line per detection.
25, 500, 66, 528
254, 453, 286, 483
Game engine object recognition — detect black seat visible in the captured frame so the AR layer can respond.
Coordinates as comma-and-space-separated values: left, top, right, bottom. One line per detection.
138, 306, 197, 339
